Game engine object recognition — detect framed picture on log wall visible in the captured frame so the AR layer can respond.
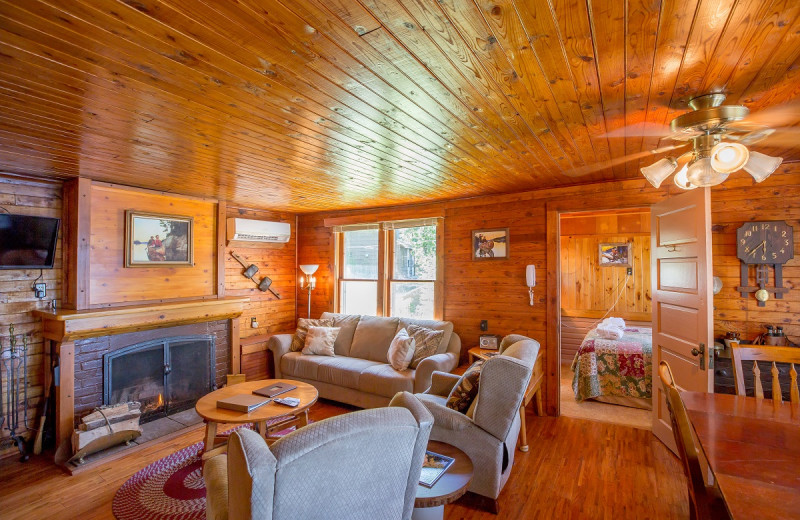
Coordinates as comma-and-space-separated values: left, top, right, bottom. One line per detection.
598, 242, 631, 267
125, 211, 194, 267
472, 228, 509, 260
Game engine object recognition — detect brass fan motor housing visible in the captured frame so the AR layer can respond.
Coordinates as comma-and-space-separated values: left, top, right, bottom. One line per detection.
669, 94, 749, 136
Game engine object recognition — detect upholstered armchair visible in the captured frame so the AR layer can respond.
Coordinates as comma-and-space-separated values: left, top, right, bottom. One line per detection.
203, 392, 433, 520
414, 338, 539, 510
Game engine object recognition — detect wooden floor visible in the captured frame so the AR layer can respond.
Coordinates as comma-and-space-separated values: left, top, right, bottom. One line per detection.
0, 400, 687, 520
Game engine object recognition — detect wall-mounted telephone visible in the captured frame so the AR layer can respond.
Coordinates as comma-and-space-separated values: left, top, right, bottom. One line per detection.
526, 265, 536, 306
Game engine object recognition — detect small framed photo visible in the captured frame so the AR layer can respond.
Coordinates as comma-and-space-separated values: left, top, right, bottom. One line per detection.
125, 211, 193, 267
599, 242, 632, 267
472, 228, 509, 260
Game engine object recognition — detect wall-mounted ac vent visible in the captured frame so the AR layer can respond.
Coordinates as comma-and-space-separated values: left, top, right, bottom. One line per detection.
226, 218, 290, 243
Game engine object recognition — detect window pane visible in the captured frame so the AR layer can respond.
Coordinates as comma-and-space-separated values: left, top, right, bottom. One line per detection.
343, 229, 379, 279
341, 281, 377, 315
390, 282, 434, 320
393, 225, 436, 280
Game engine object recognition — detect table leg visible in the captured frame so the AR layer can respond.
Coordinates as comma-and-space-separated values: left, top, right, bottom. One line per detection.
203, 421, 218, 453
411, 505, 444, 520
534, 390, 543, 416
255, 421, 267, 435
518, 406, 529, 452
298, 409, 309, 427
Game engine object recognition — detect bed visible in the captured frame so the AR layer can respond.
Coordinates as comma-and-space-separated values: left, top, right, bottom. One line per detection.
571, 326, 653, 410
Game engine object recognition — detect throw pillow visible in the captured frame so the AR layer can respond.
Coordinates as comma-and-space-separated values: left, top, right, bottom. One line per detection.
291, 318, 334, 352
387, 328, 416, 371
445, 360, 485, 414
301, 326, 340, 356
406, 324, 445, 368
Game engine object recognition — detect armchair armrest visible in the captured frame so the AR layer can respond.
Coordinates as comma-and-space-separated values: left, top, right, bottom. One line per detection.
424, 371, 462, 397
267, 334, 293, 378
414, 352, 458, 393
418, 397, 475, 432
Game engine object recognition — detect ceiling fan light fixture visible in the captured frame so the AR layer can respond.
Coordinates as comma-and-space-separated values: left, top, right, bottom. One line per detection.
673, 165, 697, 190
710, 142, 749, 173
743, 151, 782, 183
686, 157, 729, 187
640, 157, 678, 188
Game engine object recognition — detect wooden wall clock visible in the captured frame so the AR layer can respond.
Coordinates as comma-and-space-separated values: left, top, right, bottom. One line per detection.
736, 221, 794, 307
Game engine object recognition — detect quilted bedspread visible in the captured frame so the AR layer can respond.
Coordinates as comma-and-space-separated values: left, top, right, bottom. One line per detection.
571, 327, 653, 402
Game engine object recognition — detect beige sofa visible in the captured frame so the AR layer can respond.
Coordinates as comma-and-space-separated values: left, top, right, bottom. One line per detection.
267, 313, 461, 408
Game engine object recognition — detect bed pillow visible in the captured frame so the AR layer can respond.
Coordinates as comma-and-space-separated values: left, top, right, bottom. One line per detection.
446, 359, 485, 414
291, 318, 334, 352
406, 324, 445, 368
302, 326, 340, 356
387, 328, 416, 371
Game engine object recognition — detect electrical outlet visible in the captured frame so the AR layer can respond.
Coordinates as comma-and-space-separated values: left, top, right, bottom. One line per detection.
250, 317, 259, 328
34, 282, 46, 299
626, 267, 633, 276
480, 320, 488, 331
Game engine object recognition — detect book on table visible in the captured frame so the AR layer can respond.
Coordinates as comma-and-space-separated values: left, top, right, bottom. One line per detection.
252, 382, 297, 398
419, 450, 455, 488
217, 394, 271, 413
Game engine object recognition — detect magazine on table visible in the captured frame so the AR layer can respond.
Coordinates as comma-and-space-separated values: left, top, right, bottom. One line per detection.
253, 382, 297, 398
419, 450, 455, 488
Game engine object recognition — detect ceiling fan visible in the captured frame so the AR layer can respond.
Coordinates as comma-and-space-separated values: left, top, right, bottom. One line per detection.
564, 94, 798, 188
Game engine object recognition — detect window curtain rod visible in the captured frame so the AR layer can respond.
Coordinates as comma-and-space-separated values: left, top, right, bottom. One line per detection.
332, 217, 442, 233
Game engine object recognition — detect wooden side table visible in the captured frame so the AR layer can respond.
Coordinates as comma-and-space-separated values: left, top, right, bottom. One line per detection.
413, 441, 473, 520
467, 346, 544, 452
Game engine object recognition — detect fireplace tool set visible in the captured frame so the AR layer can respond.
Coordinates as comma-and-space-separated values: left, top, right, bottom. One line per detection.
1, 324, 30, 462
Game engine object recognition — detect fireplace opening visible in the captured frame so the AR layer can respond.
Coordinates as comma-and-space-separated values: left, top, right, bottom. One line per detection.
103, 335, 215, 423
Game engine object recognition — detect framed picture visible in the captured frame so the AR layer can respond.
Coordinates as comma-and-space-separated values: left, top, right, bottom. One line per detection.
472, 228, 509, 260
125, 211, 193, 267
599, 242, 632, 267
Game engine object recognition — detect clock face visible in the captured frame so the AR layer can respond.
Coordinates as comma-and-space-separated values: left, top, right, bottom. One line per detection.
736, 221, 794, 265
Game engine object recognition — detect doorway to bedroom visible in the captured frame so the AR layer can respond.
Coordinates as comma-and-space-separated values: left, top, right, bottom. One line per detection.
558, 208, 652, 429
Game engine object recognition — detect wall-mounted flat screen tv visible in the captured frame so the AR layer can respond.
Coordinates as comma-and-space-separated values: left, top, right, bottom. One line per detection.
0, 214, 60, 269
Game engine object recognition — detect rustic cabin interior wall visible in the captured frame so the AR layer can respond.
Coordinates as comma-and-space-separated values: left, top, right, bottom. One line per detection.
0, 177, 63, 456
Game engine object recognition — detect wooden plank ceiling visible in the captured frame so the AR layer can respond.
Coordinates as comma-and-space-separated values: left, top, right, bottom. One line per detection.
1, 0, 799, 212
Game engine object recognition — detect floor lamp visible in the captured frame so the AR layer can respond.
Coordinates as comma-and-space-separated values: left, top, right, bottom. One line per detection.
299, 264, 318, 318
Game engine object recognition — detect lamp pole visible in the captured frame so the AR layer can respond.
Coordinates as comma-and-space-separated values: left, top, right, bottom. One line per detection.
298, 265, 319, 319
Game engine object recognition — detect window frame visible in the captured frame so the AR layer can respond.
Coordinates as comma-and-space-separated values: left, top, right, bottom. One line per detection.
333, 219, 443, 319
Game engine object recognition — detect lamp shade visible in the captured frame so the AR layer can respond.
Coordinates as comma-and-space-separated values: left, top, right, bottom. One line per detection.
743, 151, 782, 183
686, 157, 729, 187
710, 142, 749, 173
673, 165, 697, 190
640, 157, 678, 188
299, 264, 319, 275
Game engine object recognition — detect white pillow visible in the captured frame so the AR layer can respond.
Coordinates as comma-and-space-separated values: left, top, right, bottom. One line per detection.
387, 328, 416, 371
302, 326, 340, 356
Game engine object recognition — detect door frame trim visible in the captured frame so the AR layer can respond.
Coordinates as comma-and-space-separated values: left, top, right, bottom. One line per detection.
545, 194, 668, 416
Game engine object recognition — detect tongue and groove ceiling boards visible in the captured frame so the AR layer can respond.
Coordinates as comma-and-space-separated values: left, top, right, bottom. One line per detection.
0, 0, 798, 211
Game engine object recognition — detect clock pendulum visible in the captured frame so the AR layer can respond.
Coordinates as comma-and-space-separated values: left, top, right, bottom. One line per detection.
736, 221, 794, 307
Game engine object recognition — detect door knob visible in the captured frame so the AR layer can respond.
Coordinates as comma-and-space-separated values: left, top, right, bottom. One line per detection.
691, 343, 706, 370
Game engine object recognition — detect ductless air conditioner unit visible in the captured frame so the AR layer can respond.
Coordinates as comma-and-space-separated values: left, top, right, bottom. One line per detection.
226, 218, 291, 243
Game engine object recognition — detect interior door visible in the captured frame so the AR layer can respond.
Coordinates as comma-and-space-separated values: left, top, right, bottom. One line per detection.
651, 188, 714, 453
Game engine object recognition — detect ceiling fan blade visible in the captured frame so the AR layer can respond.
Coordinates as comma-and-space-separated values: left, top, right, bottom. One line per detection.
561, 144, 689, 178
729, 101, 800, 129
748, 127, 800, 148
601, 121, 673, 138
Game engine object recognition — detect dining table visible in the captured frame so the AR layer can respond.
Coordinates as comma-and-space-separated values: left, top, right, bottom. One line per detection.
680, 391, 800, 520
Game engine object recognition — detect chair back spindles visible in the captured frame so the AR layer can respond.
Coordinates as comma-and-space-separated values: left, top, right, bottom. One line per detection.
730, 344, 800, 404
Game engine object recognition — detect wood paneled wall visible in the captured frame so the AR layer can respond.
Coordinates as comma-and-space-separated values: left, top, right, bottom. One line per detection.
560, 210, 651, 322
0, 177, 62, 453
225, 207, 297, 339
298, 165, 800, 415
88, 184, 218, 306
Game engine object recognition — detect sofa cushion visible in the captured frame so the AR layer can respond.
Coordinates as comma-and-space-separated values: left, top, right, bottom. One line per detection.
301, 326, 340, 356
291, 318, 334, 352
359, 364, 416, 398
320, 313, 361, 356
397, 318, 453, 355
406, 324, 445, 369
316, 357, 383, 390
387, 328, 415, 371
349, 315, 400, 362
281, 352, 334, 380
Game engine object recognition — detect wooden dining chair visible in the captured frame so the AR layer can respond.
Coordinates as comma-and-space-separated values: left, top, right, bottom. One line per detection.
730, 343, 800, 404
658, 362, 731, 520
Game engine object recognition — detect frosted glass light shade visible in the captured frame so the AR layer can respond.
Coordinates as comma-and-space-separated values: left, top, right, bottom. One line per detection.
640, 157, 678, 188
299, 264, 319, 275
673, 165, 697, 190
710, 142, 749, 173
743, 151, 782, 183
686, 157, 729, 187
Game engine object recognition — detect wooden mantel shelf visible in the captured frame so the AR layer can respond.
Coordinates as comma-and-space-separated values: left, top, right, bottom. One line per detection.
34, 297, 249, 342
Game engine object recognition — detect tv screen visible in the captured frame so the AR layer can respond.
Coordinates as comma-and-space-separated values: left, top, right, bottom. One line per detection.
0, 214, 60, 269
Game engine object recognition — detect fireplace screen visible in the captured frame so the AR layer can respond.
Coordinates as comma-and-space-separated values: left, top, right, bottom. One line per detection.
103, 335, 215, 422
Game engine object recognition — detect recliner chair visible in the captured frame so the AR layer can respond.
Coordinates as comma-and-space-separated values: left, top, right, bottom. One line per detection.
203, 392, 433, 520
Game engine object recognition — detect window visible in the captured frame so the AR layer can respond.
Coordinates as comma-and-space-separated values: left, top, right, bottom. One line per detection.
335, 219, 442, 319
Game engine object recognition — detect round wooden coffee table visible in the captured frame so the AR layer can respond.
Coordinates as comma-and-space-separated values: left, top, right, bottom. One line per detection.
195, 379, 318, 461
413, 440, 473, 519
